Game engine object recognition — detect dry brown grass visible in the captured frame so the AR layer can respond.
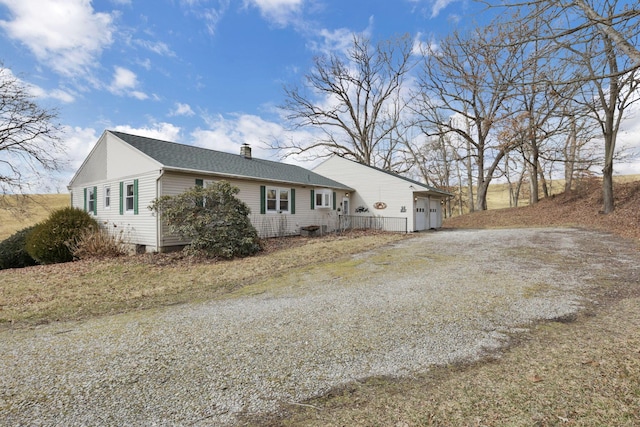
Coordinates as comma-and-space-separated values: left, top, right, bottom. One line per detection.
0, 194, 69, 241
447, 177, 640, 241
0, 231, 408, 328
264, 296, 640, 426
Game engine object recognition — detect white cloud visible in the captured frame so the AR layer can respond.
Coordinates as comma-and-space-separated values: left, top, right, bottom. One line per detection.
0, 66, 76, 103
133, 39, 175, 56
108, 66, 148, 99
169, 102, 195, 117
28, 85, 76, 104
193, 112, 319, 166
137, 58, 152, 70
181, 0, 230, 36
308, 18, 373, 56
203, 1, 230, 35
243, 0, 303, 27
430, 0, 457, 18
412, 32, 438, 56
616, 104, 640, 175
0, 0, 115, 77
113, 122, 182, 142
64, 126, 101, 173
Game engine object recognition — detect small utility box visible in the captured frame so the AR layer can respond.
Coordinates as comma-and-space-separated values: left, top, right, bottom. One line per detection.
300, 225, 320, 237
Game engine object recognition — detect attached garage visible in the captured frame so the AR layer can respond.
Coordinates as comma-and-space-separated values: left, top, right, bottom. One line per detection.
314, 156, 451, 232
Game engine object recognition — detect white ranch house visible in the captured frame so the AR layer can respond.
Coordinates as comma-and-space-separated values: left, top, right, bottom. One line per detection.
68, 131, 450, 253
68, 131, 352, 252
313, 156, 451, 232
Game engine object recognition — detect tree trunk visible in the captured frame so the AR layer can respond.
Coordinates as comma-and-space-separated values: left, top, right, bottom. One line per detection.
564, 119, 577, 192
476, 179, 489, 211
602, 169, 614, 213
466, 140, 475, 212
602, 133, 615, 213
538, 161, 549, 198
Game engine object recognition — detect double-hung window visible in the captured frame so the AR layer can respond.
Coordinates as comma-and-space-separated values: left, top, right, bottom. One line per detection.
125, 182, 135, 212
104, 186, 111, 209
119, 179, 138, 215
87, 187, 96, 214
266, 187, 289, 213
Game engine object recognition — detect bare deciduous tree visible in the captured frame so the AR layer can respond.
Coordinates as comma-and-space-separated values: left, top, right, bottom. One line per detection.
1, 65, 64, 200
414, 24, 522, 211
489, 0, 640, 68
278, 34, 414, 170
487, 0, 640, 212
563, 0, 640, 213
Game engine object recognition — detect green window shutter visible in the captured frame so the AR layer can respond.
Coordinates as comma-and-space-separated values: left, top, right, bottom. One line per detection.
119, 181, 124, 215
333, 192, 337, 210
260, 185, 266, 214
133, 179, 139, 215
195, 179, 203, 187
93, 186, 98, 215
290, 189, 295, 214
83, 188, 87, 212
310, 189, 315, 210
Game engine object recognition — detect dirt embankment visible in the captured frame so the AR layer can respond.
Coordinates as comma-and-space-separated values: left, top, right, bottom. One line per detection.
444, 179, 640, 241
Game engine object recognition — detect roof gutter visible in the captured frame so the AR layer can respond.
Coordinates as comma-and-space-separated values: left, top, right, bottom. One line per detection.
159, 166, 354, 191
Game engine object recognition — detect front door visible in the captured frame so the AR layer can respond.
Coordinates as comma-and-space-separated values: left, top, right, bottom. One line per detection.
342, 198, 349, 215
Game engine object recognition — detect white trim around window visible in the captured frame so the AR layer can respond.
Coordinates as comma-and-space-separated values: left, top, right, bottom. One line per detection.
314, 189, 332, 209
87, 187, 96, 214
104, 185, 111, 209
266, 186, 290, 213
125, 181, 135, 212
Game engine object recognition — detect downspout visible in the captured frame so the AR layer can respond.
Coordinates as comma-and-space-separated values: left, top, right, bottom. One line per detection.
155, 168, 165, 252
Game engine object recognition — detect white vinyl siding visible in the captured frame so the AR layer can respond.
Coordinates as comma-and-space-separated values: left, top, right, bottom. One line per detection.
313, 156, 414, 229
158, 172, 343, 241
70, 171, 159, 250
314, 156, 446, 231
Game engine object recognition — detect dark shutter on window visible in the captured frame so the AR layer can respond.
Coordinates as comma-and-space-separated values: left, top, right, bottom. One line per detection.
260, 185, 266, 214
310, 189, 315, 210
119, 182, 124, 215
333, 192, 337, 210
133, 179, 139, 215
93, 186, 98, 215
84, 188, 87, 212
290, 189, 295, 214
195, 179, 203, 187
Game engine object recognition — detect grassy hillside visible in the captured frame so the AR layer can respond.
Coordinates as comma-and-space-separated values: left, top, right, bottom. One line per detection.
0, 194, 70, 241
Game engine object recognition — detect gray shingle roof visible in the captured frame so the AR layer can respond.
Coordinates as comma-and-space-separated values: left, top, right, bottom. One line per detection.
111, 131, 352, 190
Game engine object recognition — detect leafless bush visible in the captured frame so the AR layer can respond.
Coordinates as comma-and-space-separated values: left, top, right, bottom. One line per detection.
69, 227, 127, 260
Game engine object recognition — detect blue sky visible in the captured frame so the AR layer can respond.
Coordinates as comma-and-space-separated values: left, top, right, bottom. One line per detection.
1, 0, 638, 192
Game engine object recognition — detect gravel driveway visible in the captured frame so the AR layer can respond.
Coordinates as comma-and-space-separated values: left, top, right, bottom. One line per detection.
1, 228, 638, 426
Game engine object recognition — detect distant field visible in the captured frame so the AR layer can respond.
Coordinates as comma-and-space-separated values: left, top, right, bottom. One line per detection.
0, 194, 69, 241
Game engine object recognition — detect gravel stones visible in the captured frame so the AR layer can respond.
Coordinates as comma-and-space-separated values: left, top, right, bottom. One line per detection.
1, 228, 637, 426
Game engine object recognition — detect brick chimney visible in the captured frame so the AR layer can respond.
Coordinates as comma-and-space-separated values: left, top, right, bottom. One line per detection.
240, 143, 252, 159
